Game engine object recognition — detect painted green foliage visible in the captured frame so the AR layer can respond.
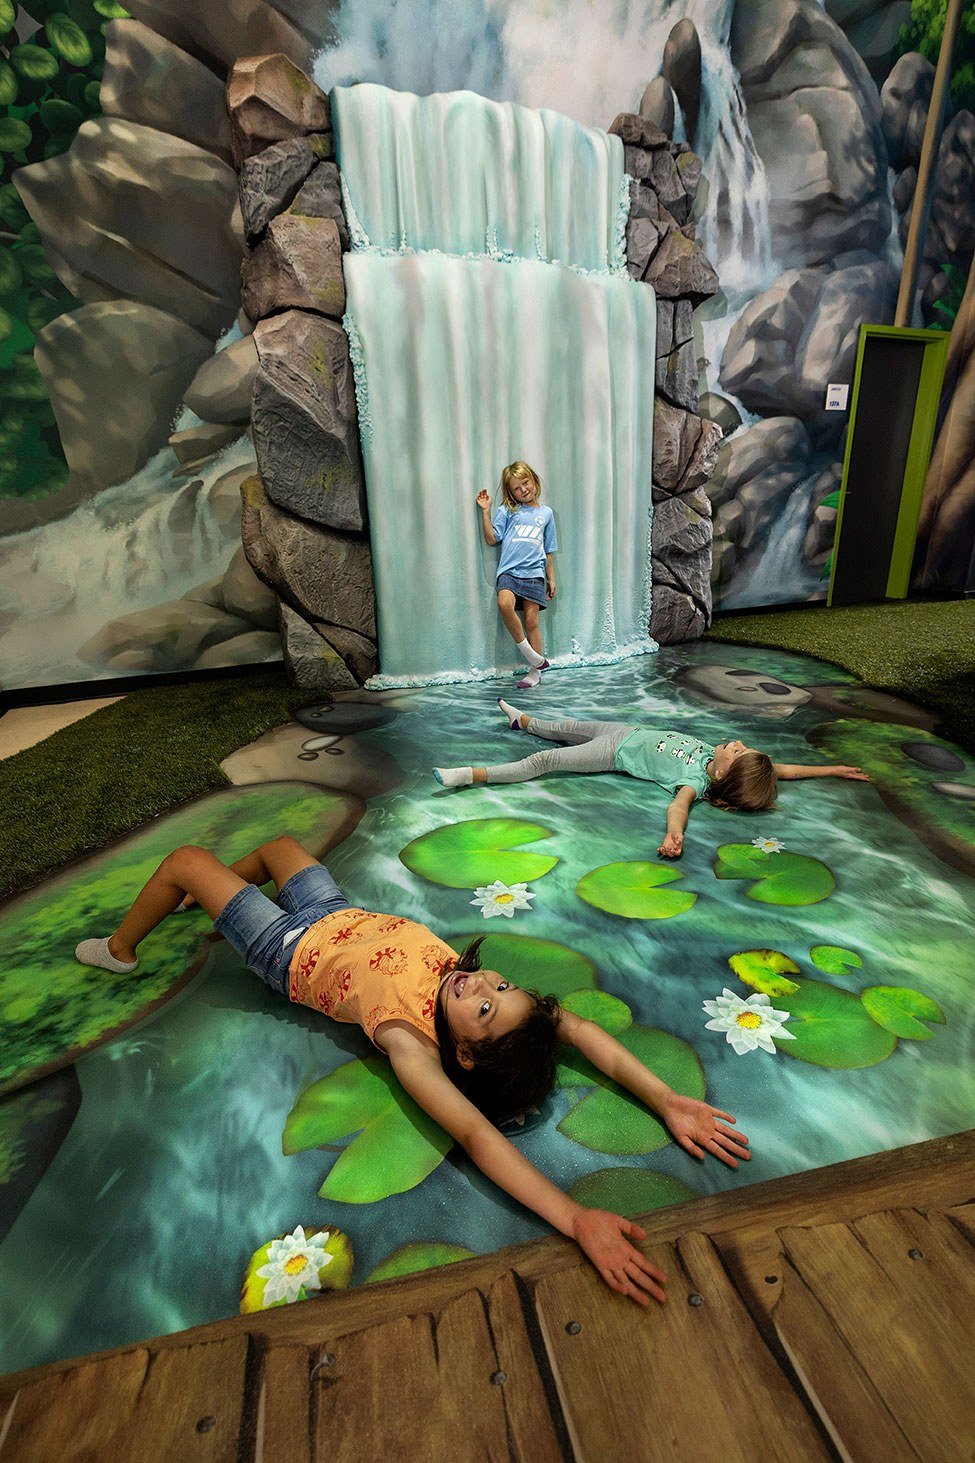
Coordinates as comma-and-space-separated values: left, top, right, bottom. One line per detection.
861, 986, 945, 1041
809, 945, 863, 977
558, 1024, 704, 1154
576, 861, 697, 919
568, 1167, 697, 1215
283, 1057, 453, 1203
399, 818, 558, 888
714, 844, 835, 905
444, 931, 597, 999
728, 949, 800, 997
1, 0, 127, 501
0, 783, 351, 1094
364, 1241, 476, 1284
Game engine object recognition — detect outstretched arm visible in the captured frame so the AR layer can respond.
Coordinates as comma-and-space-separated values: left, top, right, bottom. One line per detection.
773, 761, 869, 782
658, 784, 696, 859
558, 1011, 751, 1168
385, 1030, 667, 1306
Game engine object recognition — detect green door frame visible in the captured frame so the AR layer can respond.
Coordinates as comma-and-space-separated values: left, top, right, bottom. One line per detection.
827, 324, 949, 605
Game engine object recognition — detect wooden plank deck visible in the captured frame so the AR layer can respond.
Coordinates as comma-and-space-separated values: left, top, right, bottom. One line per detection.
1, 1131, 973, 1462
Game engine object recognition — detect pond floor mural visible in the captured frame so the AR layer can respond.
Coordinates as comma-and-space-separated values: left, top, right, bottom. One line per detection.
1, 640, 973, 1372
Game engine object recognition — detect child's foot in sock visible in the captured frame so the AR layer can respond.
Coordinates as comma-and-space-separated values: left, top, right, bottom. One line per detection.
75, 936, 138, 973
516, 638, 548, 670
433, 767, 473, 788
498, 697, 527, 729
518, 667, 542, 690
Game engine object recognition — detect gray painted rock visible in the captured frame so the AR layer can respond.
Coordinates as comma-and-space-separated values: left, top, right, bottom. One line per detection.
803, 463, 842, 568
644, 224, 718, 302
662, 18, 702, 142
708, 417, 812, 569
650, 584, 707, 644
699, 391, 742, 437
845, 2, 912, 83
901, 742, 965, 773
241, 473, 376, 637
640, 78, 675, 136
677, 417, 723, 493
15, 117, 242, 338
608, 113, 670, 150
195, 630, 282, 668
168, 422, 242, 465
100, 19, 233, 160
927, 111, 975, 258
293, 703, 397, 734
933, 782, 975, 801
881, 51, 938, 169
287, 160, 350, 249
78, 598, 251, 673
237, 134, 327, 243
221, 544, 279, 629
34, 301, 213, 496
208, 461, 255, 533
279, 603, 358, 691
183, 333, 258, 423
126, 0, 314, 73
730, 0, 890, 267
227, 51, 330, 165
241, 214, 345, 320
653, 399, 704, 492
251, 309, 366, 533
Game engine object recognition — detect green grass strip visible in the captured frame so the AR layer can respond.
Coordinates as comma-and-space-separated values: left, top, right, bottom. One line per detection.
708, 599, 975, 756
0, 671, 302, 900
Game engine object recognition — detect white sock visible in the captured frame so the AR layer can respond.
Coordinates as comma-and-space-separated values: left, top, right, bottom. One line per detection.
75, 937, 138, 974
433, 767, 474, 788
518, 667, 542, 689
516, 638, 546, 668
498, 697, 525, 729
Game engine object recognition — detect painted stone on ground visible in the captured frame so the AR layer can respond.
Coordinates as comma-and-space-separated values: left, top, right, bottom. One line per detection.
220, 720, 403, 802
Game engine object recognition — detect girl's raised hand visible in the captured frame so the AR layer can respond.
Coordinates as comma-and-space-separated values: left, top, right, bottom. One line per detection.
661, 1093, 751, 1169
570, 1208, 667, 1306
476, 488, 492, 510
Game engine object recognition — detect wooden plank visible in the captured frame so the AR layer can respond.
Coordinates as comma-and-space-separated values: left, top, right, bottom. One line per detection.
253, 1343, 311, 1463
532, 1232, 828, 1462
0, 1348, 149, 1462
2, 1130, 973, 1397
930, 1200, 975, 1248
778, 1213, 975, 1462
127, 1335, 251, 1462
311, 1282, 560, 1462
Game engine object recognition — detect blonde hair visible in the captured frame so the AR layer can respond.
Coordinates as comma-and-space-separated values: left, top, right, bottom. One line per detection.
704, 751, 777, 812
499, 461, 542, 511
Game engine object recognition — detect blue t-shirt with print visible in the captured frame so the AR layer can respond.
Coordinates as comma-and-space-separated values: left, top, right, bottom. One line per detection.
614, 728, 715, 797
492, 504, 557, 580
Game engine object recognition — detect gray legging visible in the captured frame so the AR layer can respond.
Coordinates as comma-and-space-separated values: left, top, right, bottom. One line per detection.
485, 714, 637, 784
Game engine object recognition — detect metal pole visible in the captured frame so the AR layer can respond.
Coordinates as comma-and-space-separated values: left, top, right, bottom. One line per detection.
894, 0, 964, 327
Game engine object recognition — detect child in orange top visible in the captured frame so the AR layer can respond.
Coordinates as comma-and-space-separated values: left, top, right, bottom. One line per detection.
76, 834, 751, 1307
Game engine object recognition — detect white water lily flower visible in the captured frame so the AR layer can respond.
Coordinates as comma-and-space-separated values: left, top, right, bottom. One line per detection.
702, 988, 796, 1055
752, 836, 786, 854
469, 880, 535, 919
256, 1225, 332, 1305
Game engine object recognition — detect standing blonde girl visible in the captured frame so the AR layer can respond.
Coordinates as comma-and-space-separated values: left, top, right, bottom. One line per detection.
476, 461, 557, 689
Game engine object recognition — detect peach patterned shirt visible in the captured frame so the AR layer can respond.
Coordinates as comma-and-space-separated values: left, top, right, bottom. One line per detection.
287, 909, 459, 1047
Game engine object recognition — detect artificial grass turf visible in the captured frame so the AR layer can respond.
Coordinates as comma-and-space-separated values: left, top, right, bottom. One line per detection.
708, 598, 975, 756
0, 669, 301, 900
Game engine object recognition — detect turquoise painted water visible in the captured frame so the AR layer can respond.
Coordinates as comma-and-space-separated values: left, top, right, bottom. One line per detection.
1, 643, 973, 1371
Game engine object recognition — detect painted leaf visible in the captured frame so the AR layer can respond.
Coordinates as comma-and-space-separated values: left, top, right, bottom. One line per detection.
861, 986, 946, 1041
576, 861, 697, 920
714, 844, 835, 906
728, 949, 800, 997
0, 118, 32, 152
773, 980, 896, 1068
558, 1025, 704, 1154
282, 1058, 392, 1153
0, 60, 17, 107
318, 1103, 452, 1203
443, 931, 597, 999
809, 945, 863, 977
569, 1166, 697, 1216
46, 13, 94, 67
820, 490, 841, 510
8, 44, 58, 81
239, 1225, 353, 1313
400, 818, 557, 888
561, 988, 632, 1036
364, 1242, 476, 1284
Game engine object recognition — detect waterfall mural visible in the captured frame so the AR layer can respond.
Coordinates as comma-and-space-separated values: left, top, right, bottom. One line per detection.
333, 84, 656, 684
0, 0, 973, 690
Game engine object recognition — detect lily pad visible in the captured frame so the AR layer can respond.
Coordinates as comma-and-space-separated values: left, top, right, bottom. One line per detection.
728, 949, 801, 997
561, 988, 632, 1036
364, 1241, 476, 1284
861, 986, 946, 1041
809, 945, 863, 977
773, 980, 896, 1068
714, 844, 835, 906
557, 1025, 704, 1154
283, 1058, 453, 1203
400, 818, 558, 889
569, 1166, 698, 1215
576, 862, 697, 920
240, 1224, 353, 1313
444, 931, 597, 999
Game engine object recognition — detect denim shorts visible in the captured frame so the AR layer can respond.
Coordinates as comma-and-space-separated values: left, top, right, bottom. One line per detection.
213, 864, 353, 996
497, 572, 547, 610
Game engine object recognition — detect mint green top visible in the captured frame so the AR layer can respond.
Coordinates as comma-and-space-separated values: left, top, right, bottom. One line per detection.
614, 728, 715, 798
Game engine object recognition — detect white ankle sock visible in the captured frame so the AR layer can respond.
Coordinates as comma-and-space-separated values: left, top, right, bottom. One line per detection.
518, 667, 542, 689
498, 697, 525, 729
75, 937, 138, 974
433, 766, 473, 788
516, 638, 546, 668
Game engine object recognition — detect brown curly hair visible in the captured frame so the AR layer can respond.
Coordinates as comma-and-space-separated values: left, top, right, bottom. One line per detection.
433, 937, 562, 1125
